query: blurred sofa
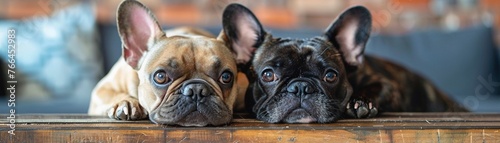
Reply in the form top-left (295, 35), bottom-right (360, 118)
top-left (1, 3), bottom-right (499, 113)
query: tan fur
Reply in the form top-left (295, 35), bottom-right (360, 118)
top-left (88, 59), bottom-right (140, 115)
top-left (88, 28), bottom-right (243, 125)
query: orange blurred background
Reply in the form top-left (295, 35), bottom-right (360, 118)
top-left (2, 0), bottom-right (500, 37)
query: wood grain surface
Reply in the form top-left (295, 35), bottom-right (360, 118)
top-left (1, 113), bottom-right (499, 142)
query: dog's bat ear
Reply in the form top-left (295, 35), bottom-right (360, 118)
top-left (117, 0), bottom-right (165, 69)
top-left (324, 6), bottom-right (371, 67)
top-left (218, 3), bottom-right (266, 65)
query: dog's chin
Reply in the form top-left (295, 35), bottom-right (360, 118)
top-left (174, 111), bottom-right (209, 126)
top-left (283, 108), bottom-right (317, 123)
top-left (149, 94), bottom-right (232, 126)
top-left (256, 91), bottom-right (342, 124)
top-left (150, 110), bottom-right (216, 127)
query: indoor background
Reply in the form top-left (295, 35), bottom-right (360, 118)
top-left (0, 0), bottom-right (499, 113)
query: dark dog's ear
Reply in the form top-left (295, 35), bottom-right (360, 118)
top-left (218, 3), bottom-right (266, 65)
top-left (324, 6), bottom-right (371, 67)
top-left (117, 0), bottom-right (165, 69)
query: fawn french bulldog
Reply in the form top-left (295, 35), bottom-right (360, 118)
top-left (88, 0), bottom-right (247, 126)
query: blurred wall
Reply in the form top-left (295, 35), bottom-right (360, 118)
top-left (2, 0), bottom-right (500, 39)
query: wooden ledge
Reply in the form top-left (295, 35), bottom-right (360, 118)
top-left (1, 113), bottom-right (500, 142)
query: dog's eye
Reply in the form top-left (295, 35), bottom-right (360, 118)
top-left (261, 69), bottom-right (276, 82)
top-left (219, 71), bottom-right (233, 84)
top-left (324, 70), bottom-right (338, 83)
top-left (153, 70), bottom-right (170, 84)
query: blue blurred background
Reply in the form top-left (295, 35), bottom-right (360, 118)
top-left (0, 0), bottom-right (499, 113)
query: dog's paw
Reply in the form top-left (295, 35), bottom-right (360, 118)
top-left (107, 99), bottom-right (148, 120)
top-left (345, 98), bottom-right (378, 118)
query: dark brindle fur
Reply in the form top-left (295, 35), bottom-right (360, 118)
top-left (221, 4), bottom-right (467, 123)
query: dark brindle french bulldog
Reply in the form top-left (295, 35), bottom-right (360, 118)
top-left (88, 0), bottom-right (249, 126)
top-left (221, 4), bottom-right (468, 123)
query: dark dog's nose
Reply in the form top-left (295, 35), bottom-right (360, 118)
top-left (182, 83), bottom-right (212, 102)
top-left (287, 81), bottom-right (315, 95)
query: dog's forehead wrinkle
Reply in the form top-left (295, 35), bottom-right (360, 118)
top-left (193, 40), bottom-right (236, 75)
top-left (167, 57), bottom-right (178, 68)
top-left (210, 56), bottom-right (222, 73)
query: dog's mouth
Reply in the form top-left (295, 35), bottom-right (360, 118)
top-left (150, 93), bottom-right (232, 126)
top-left (255, 81), bottom-right (342, 123)
top-left (149, 81), bottom-right (232, 126)
top-left (283, 108), bottom-right (317, 123)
